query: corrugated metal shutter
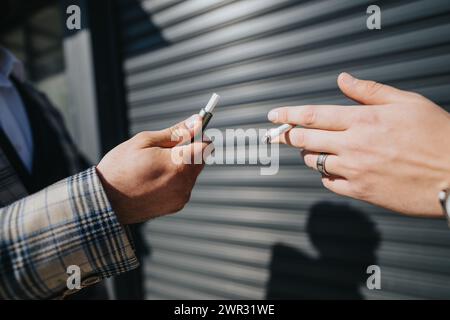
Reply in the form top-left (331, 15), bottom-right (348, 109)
top-left (118, 0), bottom-right (450, 299)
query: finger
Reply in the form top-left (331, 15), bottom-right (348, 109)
top-left (302, 150), bottom-right (344, 177)
top-left (143, 114), bottom-right (203, 148)
top-left (272, 128), bottom-right (343, 154)
top-left (337, 72), bottom-right (408, 105)
top-left (172, 141), bottom-right (212, 166)
top-left (268, 105), bottom-right (356, 131)
top-left (321, 176), bottom-right (353, 198)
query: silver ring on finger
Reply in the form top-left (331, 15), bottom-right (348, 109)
top-left (317, 153), bottom-right (330, 176)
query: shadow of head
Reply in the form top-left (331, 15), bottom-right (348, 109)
top-left (266, 202), bottom-right (381, 299)
top-left (308, 202), bottom-right (380, 273)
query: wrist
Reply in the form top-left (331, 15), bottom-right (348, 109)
top-left (95, 165), bottom-right (129, 225)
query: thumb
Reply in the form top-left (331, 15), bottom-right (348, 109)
top-left (148, 114), bottom-right (202, 148)
top-left (337, 72), bottom-right (407, 105)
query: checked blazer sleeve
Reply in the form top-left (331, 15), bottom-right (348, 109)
top-left (0, 167), bottom-right (139, 299)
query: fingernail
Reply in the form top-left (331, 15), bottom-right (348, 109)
top-left (341, 72), bottom-right (356, 85)
top-left (268, 110), bottom-right (278, 122)
top-left (185, 115), bottom-right (200, 129)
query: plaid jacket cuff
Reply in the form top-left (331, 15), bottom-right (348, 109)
top-left (0, 167), bottom-right (139, 299)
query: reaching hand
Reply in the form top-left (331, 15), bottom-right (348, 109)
top-left (96, 115), bottom-right (209, 224)
top-left (268, 73), bottom-right (450, 217)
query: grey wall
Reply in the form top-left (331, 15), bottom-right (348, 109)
top-left (118, 0), bottom-right (450, 299)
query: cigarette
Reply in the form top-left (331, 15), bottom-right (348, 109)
top-left (199, 93), bottom-right (220, 130)
top-left (262, 124), bottom-right (293, 144)
top-left (203, 93), bottom-right (220, 113)
top-left (191, 93), bottom-right (220, 143)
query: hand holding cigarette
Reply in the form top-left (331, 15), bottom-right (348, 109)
top-left (96, 114), bottom-right (209, 225)
top-left (267, 72), bottom-right (450, 218)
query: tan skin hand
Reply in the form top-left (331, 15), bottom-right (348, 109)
top-left (96, 115), bottom-right (209, 224)
top-left (268, 72), bottom-right (450, 217)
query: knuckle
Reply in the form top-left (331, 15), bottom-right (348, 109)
top-left (302, 153), bottom-right (315, 169)
top-left (174, 124), bottom-right (192, 141)
top-left (339, 133), bottom-right (354, 151)
top-left (345, 164), bottom-right (373, 199)
top-left (293, 129), bottom-right (306, 148)
top-left (365, 81), bottom-right (384, 98)
top-left (277, 109), bottom-right (288, 123)
top-left (343, 133), bottom-right (364, 154)
top-left (170, 126), bottom-right (183, 142)
top-left (355, 109), bottom-right (379, 126)
top-left (339, 139), bottom-right (359, 153)
top-left (365, 80), bottom-right (382, 91)
top-left (340, 154), bottom-right (362, 179)
top-left (408, 91), bottom-right (427, 102)
top-left (302, 106), bottom-right (316, 126)
top-left (133, 131), bottom-right (150, 143)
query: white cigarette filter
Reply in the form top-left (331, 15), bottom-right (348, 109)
top-left (204, 93), bottom-right (220, 113)
top-left (262, 124), bottom-right (293, 144)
